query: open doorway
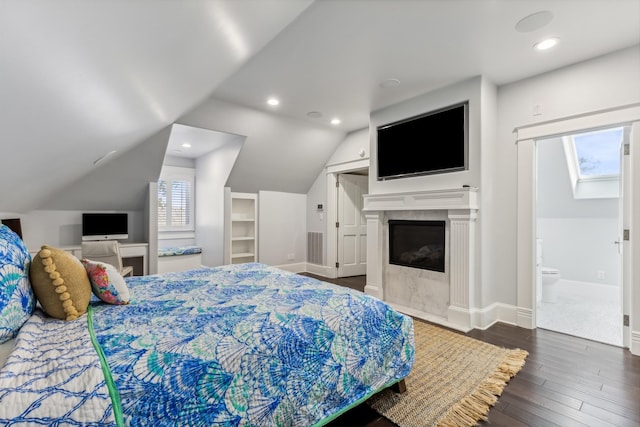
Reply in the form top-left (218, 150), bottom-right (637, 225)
top-left (516, 105), bottom-right (640, 355)
top-left (535, 126), bottom-right (626, 346)
top-left (336, 171), bottom-right (368, 278)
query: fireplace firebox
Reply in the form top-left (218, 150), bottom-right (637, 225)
top-left (388, 220), bottom-right (445, 272)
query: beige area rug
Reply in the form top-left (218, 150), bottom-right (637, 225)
top-left (367, 320), bottom-right (528, 427)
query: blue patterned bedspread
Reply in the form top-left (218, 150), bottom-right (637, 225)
top-left (91, 263), bottom-right (415, 426)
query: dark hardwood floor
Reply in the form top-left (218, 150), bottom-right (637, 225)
top-left (301, 273), bottom-right (640, 427)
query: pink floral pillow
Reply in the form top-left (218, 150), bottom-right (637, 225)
top-left (81, 259), bottom-right (130, 305)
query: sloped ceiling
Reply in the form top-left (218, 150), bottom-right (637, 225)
top-left (40, 126), bottom-right (173, 211)
top-left (1, 0), bottom-right (638, 213)
top-left (0, 0), bottom-right (313, 212)
top-left (212, 0), bottom-right (640, 131)
top-left (178, 98), bottom-right (345, 195)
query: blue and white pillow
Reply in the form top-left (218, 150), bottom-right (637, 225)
top-left (0, 224), bottom-right (35, 343)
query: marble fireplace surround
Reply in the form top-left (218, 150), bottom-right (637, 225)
top-left (362, 187), bottom-right (478, 332)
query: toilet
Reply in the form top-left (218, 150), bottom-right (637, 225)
top-left (541, 267), bottom-right (560, 303)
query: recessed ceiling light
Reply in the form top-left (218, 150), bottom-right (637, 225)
top-left (307, 111), bottom-right (323, 119)
top-left (267, 98), bottom-right (280, 106)
top-left (331, 118), bottom-right (341, 125)
top-left (515, 11), bottom-right (553, 33)
top-left (380, 78), bottom-right (400, 88)
top-left (181, 143), bottom-right (191, 148)
top-left (534, 37), bottom-right (559, 51)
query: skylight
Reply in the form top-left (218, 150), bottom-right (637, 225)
top-left (561, 126), bottom-right (626, 200)
top-left (572, 127), bottom-right (623, 179)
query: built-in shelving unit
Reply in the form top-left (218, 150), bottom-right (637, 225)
top-left (224, 190), bottom-right (257, 264)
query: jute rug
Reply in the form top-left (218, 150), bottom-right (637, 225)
top-left (367, 320), bottom-right (528, 427)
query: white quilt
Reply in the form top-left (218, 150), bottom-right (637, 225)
top-left (0, 309), bottom-right (116, 426)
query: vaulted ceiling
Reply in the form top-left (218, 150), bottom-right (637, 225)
top-left (1, 0), bottom-right (638, 213)
top-left (0, 0), bottom-right (314, 212)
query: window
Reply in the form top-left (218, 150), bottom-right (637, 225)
top-left (158, 166), bottom-right (195, 231)
top-left (572, 127), bottom-right (622, 178)
top-left (562, 126), bottom-right (625, 199)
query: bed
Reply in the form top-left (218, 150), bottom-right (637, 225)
top-left (0, 226), bottom-right (415, 426)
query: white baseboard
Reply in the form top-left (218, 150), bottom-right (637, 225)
top-left (387, 302), bottom-right (468, 332)
top-left (364, 284), bottom-right (381, 299)
top-left (304, 263), bottom-right (334, 277)
top-left (516, 307), bottom-right (534, 329)
top-left (470, 303), bottom-right (518, 330)
top-left (447, 306), bottom-right (473, 332)
top-left (631, 331), bottom-right (640, 356)
top-left (273, 262), bottom-right (307, 273)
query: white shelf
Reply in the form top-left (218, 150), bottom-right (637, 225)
top-left (231, 252), bottom-right (255, 258)
top-left (224, 190), bottom-right (258, 264)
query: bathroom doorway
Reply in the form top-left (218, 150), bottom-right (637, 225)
top-left (535, 126), bottom-right (627, 346)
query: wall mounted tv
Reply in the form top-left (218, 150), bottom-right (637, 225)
top-left (377, 101), bottom-right (468, 180)
top-left (82, 213), bottom-right (128, 241)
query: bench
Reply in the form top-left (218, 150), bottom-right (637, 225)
top-left (157, 246), bottom-right (203, 273)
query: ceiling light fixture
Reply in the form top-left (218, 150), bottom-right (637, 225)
top-left (181, 143), bottom-right (191, 148)
top-left (534, 37), bottom-right (559, 51)
top-left (267, 98), bottom-right (280, 106)
top-left (330, 118), bottom-right (341, 125)
top-left (515, 11), bottom-right (553, 33)
top-left (93, 150), bottom-right (117, 166)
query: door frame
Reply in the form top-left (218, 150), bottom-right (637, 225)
top-left (326, 159), bottom-right (369, 278)
top-left (515, 103), bottom-right (640, 355)
top-left (337, 173), bottom-right (368, 277)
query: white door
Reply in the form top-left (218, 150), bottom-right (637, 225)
top-left (337, 174), bottom-right (368, 277)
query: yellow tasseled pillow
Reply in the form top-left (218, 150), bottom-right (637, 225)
top-left (29, 245), bottom-right (92, 320)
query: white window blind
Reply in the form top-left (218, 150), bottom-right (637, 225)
top-left (158, 166), bottom-right (195, 231)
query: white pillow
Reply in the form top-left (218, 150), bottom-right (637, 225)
top-left (81, 259), bottom-right (130, 305)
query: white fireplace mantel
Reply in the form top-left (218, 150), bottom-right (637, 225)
top-left (363, 187), bottom-right (479, 332)
top-left (363, 187), bottom-right (478, 212)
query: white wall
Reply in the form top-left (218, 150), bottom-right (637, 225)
top-left (538, 218), bottom-right (619, 285)
top-left (163, 155), bottom-right (195, 169)
top-left (368, 76), bottom-right (493, 310)
top-left (306, 127), bottom-right (370, 266)
top-left (496, 46), bottom-right (640, 306)
top-left (369, 76), bottom-right (483, 196)
top-left (326, 127), bottom-right (370, 167)
top-left (479, 77), bottom-right (498, 308)
top-left (306, 172), bottom-right (327, 265)
top-left (196, 138), bottom-right (245, 267)
top-left (258, 191), bottom-right (306, 269)
top-left (537, 137), bottom-right (620, 285)
top-left (538, 137), bottom-right (619, 218)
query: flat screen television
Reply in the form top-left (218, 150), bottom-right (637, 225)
top-left (82, 213), bottom-right (128, 241)
top-left (377, 101), bottom-right (468, 180)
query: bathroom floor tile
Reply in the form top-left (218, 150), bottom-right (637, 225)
top-left (536, 279), bottom-right (622, 346)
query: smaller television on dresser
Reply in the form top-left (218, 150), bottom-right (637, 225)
top-left (82, 213), bottom-right (128, 241)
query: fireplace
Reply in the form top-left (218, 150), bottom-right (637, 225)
top-left (389, 220), bottom-right (445, 272)
top-left (363, 188), bottom-right (478, 331)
